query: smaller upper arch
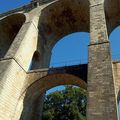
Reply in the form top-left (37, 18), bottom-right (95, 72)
top-left (0, 13), bottom-right (26, 59)
top-left (19, 72), bottom-right (87, 120)
top-left (38, 0), bottom-right (90, 49)
top-left (29, 51), bottom-right (41, 70)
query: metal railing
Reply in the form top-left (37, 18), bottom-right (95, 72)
top-left (50, 58), bottom-right (88, 68)
top-left (49, 53), bottom-right (120, 68)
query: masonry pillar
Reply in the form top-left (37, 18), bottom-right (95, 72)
top-left (87, 3), bottom-right (118, 120)
top-left (0, 15), bottom-right (40, 120)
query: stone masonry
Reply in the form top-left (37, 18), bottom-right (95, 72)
top-left (0, 0), bottom-right (120, 120)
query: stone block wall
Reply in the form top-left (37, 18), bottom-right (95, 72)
top-left (0, 0), bottom-right (120, 120)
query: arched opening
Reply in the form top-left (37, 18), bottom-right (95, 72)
top-left (38, 0), bottom-right (90, 68)
top-left (42, 85), bottom-right (87, 120)
top-left (0, 13), bottom-right (26, 59)
top-left (20, 73), bottom-right (87, 120)
top-left (30, 51), bottom-right (41, 70)
top-left (50, 32), bottom-right (89, 67)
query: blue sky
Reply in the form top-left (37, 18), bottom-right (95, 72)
top-left (50, 32), bottom-right (89, 67)
top-left (0, 0), bottom-right (30, 13)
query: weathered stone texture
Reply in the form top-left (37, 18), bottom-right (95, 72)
top-left (87, 2), bottom-right (118, 120)
top-left (0, 0), bottom-right (120, 120)
top-left (87, 42), bottom-right (118, 120)
top-left (0, 59), bottom-right (26, 120)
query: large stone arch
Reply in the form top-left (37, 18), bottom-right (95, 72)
top-left (39, 0), bottom-right (90, 48)
top-left (30, 51), bottom-right (41, 70)
top-left (0, 13), bottom-right (26, 59)
top-left (20, 73), bottom-right (87, 120)
top-left (104, 0), bottom-right (120, 36)
top-left (38, 0), bottom-right (90, 68)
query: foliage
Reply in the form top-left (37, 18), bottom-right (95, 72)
top-left (42, 86), bottom-right (87, 120)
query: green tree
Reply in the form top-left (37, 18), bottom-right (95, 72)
top-left (42, 86), bottom-right (86, 120)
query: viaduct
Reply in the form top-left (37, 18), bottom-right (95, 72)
top-left (0, 0), bottom-right (120, 120)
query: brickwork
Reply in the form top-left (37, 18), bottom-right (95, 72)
top-left (87, 2), bottom-right (118, 120)
top-left (0, 59), bottom-right (26, 120)
top-left (0, 0), bottom-right (120, 120)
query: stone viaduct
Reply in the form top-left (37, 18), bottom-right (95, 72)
top-left (0, 0), bottom-right (120, 120)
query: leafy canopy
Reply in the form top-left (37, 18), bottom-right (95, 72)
top-left (42, 86), bottom-right (86, 120)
